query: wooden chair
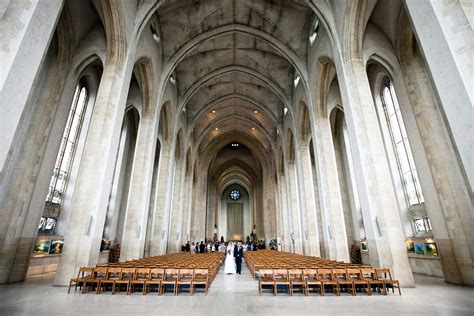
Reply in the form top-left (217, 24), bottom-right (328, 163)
top-left (273, 269), bottom-right (290, 296)
top-left (375, 268), bottom-right (401, 295)
top-left (177, 269), bottom-right (194, 295)
top-left (129, 268), bottom-right (150, 295)
top-left (83, 267), bottom-right (107, 294)
top-left (98, 267), bottom-right (121, 294)
top-left (192, 269), bottom-right (209, 295)
top-left (332, 269), bottom-right (354, 296)
top-left (347, 268), bottom-right (369, 295)
top-left (145, 268), bottom-right (164, 294)
top-left (258, 269), bottom-right (275, 295)
top-left (318, 268), bottom-right (337, 296)
top-left (68, 267), bottom-right (94, 294)
top-left (302, 269), bottom-right (322, 296)
top-left (115, 268), bottom-right (135, 294)
top-left (161, 268), bottom-right (179, 295)
top-left (361, 268), bottom-right (385, 295)
top-left (288, 269), bottom-right (306, 296)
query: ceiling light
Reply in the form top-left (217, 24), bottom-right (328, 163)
top-left (252, 127), bottom-right (256, 131)
top-left (212, 110), bottom-right (216, 113)
top-left (254, 110), bottom-right (258, 114)
top-left (215, 128), bottom-right (219, 131)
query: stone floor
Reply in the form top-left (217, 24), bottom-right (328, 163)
top-left (0, 262), bottom-right (473, 316)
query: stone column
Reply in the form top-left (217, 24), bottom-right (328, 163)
top-left (399, 37), bottom-right (473, 285)
top-left (0, 0), bottom-right (64, 174)
top-left (284, 160), bottom-right (304, 254)
top-left (180, 169), bottom-right (194, 245)
top-left (120, 106), bottom-right (158, 261)
top-left (277, 173), bottom-right (291, 251)
top-left (310, 110), bottom-right (350, 262)
top-left (54, 55), bottom-right (135, 286)
top-left (190, 160), bottom-right (207, 242)
top-left (149, 142), bottom-right (174, 255)
top-left (168, 158), bottom-right (185, 253)
top-left (300, 144), bottom-right (321, 256)
top-left (405, 0), bottom-right (473, 195)
top-left (333, 56), bottom-right (414, 286)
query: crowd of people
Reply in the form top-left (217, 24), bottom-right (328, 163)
top-left (181, 240), bottom-right (268, 254)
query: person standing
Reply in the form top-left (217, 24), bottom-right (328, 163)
top-left (224, 242), bottom-right (236, 274)
top-left (199, 241), bottom-right (205, 253)
top-left (234, 242), bottom-right (244, 275)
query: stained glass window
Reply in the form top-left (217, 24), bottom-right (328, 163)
top-left (230, 190), bottom-right (240, 201)
top-left (45, 84), bottom-right (88, 205)
top-left (381, 77), bottom-right (424, 206)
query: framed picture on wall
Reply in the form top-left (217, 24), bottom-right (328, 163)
top-left (425, 243), bottom-right (438, 256)
top-left (414, 243), bottom-right (425, 255)
top-left (32, 240), bottom-right (50, 254)
top-left (406, 240), bottom-right (415, 252)
top-left (49, 239), bottom-right (64, 255)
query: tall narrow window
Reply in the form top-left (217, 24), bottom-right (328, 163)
top-left (46, 84), bottom-right (88, 205)
top-left (309, 17), bottom-right (320, 45)
top-left (381, 77), bottom-right (424, 206)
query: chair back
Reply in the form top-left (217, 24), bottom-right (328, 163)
top-left (288, 269), bottom-right (303, 280)
top-left (317, 268), bottom-right (334, 281)
top-left (179, 269), bottom-right (194, 281)
top-left (149, 268), bottom-right (165, 280)
top-left (259, 269), bottom-right (274, 280)
top-left (273, 269), bottom-right (289, 281)
top-left (78, 267), bottom-right (94, 279)
top-left (134, 268), bottom-right (150, 280)
top-left (346, 268), bottom-right (362, 280)
top-left (302, 269), bottom-right (317, 280)
top-left (94, 267), bottom-right (108, 279)
top-left (106, 267), bottom-right (122, 280)
top-left (120, 268), bottom-right (136, 280)
top-left (193, 269), bottom-right (209, 282)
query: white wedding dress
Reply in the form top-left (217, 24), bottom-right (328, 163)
top-left (224, 245), bottom-right (236, 274)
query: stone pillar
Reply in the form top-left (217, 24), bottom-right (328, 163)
top-left (277, 173), bottom-right (291, 251)
top-left (54, 55), bottom-right (135, 286)
top-left (0, 0), bottom-right (64, 174)
top-left (310, 110), bottom-right (350, 262)
top-left (399, 34), bottom-right (473, 285)
top-left (284, 160), bottom-right (304, 254)
top-left (120, 107), bottom-right (158, 261)
top-left (333, 56), bottom-right (414, 286)
top-left (168, 158), bottom-right (185, 253)
top-left (405, 0), bottom-right (473, 195)
top-left (190, 160), bottom-right (207, 242)
top-left (149, 142), bottom-right (174, 255)
top-left (180, 169), bottom-right (194, 246)
top-left (300, 144), bottom-right (321, 256)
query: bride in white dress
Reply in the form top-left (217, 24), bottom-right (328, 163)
top-left (224, 242), bottom-right (236, 274)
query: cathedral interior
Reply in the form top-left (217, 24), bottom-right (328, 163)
top-left (0, 0), bottom-right (473, 314)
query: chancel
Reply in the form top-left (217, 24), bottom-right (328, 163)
top-left (0, 0), bottom-right (473, 315)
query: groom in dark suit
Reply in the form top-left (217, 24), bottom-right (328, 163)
top-left (234, 242), bottom-right (244, 274)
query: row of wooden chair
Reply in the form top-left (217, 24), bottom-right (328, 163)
top-left (258, 268), bottom-right (400, 296)
top-left (69, 267), bottom-right (210, 295)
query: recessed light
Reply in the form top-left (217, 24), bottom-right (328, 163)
top-left (254, 110), bottom-right (258, 114)
top-left (252, 127), bottom-right (256, 131)
top-left (215, 128), bottom-right (219, 131)
top-left (212, 110), bottom-right (216, 113)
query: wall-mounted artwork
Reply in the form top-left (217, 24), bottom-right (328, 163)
top-left (49, 239), bottom-right (64, 254)
top-left (425, 243), bottom-right (438, 256)
top-left (406, 240), bottom-right (415, 252)
top-left (414, 243), bottom-right (425, 255)
top-left (32, 240), bottom-right (50, 254)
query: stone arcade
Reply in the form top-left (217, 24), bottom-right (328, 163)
top-left (0, 0), bottom-right (473, 314)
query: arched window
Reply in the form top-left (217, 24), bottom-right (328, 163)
top-left (309, 17), bottom-right (320, 45)
top-left (46, 84), bottom-right (88, 205)
top-left (380, 77), bottom-right (424, 206)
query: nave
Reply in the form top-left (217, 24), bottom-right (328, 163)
top-left (0, 263), bottom-right (472, 316)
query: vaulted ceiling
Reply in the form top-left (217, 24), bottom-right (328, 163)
top-left (156, 0), bottom-right (315, 157)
